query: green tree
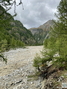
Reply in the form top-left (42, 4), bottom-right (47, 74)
top-left (50, 0), bottom-right (67, 68)
top-left (0, 39), bottom-right (8, 63)
top-left (0, 0), bottom-right (23, 15)
top-left (33, 0), bottom-right (67, 75)
top-left (0, 0), bottom-right (23, 62)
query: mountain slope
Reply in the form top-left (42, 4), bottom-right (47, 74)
top-left (6, 20), bottom-right (36, 45)
top-left (29, 20), bottom-right (54, 45)
top-left (39, 20), bottom-right (54, 31)
top-left (0, 6), bottom-right (36, 51)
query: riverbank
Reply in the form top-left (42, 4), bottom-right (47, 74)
top-left (0, 46), bottom-right (43, 89)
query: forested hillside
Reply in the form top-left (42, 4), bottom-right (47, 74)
top-left (0, 6), bottom-right (36, 52)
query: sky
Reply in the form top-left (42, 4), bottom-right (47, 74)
top-left (9, 0), bottom-right (61, 29)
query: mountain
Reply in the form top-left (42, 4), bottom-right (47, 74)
top-left (38, 20), bottom-right (54, 31)
top-left (0, 6), bottom-right (36, 51)
top-left (6, 20), bottom-right (36, 45)
top-left (29, 20), bottom-right (54, 45)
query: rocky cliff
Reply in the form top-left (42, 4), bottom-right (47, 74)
top-left (29, 20), bottom-right (54, 45)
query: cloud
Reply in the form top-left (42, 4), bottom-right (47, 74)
top-left (9, 0), bottom-right (61, 29)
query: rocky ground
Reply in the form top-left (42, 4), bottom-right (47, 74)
top-left (0, 46), bottom-right (43, 89)
top-left (0, 46), bottom-right (67, 89)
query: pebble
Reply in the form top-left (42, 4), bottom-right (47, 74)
top-left (0, 62), bottom-right (42, 89)
top-left (0, 46), bottom-right (43, 89)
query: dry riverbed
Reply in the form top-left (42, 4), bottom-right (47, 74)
top-left (0, 46), bottom-right (43, 89)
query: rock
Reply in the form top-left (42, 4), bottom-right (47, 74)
top-left (26, 86), bottom-right (28, 88)
top-left (31, 82), bottom-right (33, 84)
top-left (41, 79), bottom-right (46, 89)
top-left (0, 46), bottom-right (43, 89)
top-left (58, 76), bottom-right (64, 82)
top-left (23, 78), bottom-right (27, 84)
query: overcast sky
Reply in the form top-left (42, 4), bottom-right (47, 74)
top-left (9, 0), bottom-right (61, 29)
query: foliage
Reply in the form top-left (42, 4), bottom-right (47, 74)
top-left (0, 54), bottom-right (7, 63)
top-left (0, 4), bottom-right (36, 62)
top-left (0, 5), bottom-right (36, 48)
top-left (33, 0), bottom-right (67, 76)
top-left (0, 0), bottom-right (24, 63)
top-left (0, 0), bottom-right (23, 15)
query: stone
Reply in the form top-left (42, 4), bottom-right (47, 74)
top-left (0, 47), bottom-right (43, 89)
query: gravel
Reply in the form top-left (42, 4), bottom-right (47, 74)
top-left (0, 46), bottom-right (43, 89)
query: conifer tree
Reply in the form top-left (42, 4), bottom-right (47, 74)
top-left (50, 0), bottom-right (67, 68)
top-left (33, 0), bottom-right (67, 72)
top-left (0, 0), bottom-right (23, 62)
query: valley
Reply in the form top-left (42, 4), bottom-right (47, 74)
top-left (0, 0), bottom-right (67, 89)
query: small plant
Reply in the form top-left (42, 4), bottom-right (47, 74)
top-left (0, 54), bottom-right (7, 63)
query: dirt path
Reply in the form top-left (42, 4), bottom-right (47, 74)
top-left (0, 46), bottom-right (43, 76)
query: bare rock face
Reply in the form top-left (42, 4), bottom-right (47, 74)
top-left (38, 20), bottom-right (54, 31)
top-left (29, 20), bottom-right (54, 34)
top-left (29, 20), bottom-right (54, 44)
